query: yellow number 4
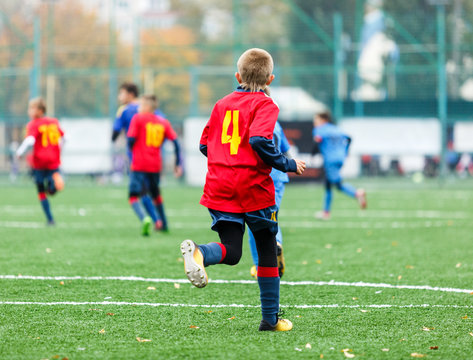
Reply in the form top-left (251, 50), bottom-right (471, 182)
top-left (221, 110), bottom-right (241, 155)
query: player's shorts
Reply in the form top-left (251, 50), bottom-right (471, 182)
top-left (324, 161), bottom-right (343, 183)
top-left (129, 171), bottom-right (160, 195)
top-left (32, 169), bottom-right (59, 193)
top-left (208, 205), bottom-right (279, 236)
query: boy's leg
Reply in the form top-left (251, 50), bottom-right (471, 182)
top-left (34, 171), bottom-right (54, 224)
top-left (142, 174), bottom-right (160, 226)
top-left (247, 206), bottom-right (292, 331)
top-left (273, 181), bottom-right (285, 276)
top-left (335, 181), bottom-right (356, 198)
top-left (128, 172), bottom-right (152, 235)
top-left (151, 174), bottom-right (168, 231)
top-left (324, 179), bottom-right (333, 212)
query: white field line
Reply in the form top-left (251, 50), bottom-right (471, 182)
top-left (1, 275), bottom-right (473, 294)
top-left (0, 220), bottom-right (465, 230)
top-left (0, 301), bottom-right (473, 310)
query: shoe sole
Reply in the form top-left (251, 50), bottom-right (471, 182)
top-left (180, 240), bottom-right (208, 288)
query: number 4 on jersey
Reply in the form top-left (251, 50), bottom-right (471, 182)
top-left (221, 110), bottom-right (241, 155)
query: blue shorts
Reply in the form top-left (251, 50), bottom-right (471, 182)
top-left (129, 171), bottom-right (160, 196)
top-left (324, 162), bottom-right (343, 183)
top-left (32, 169), bottom-right (59, 193)
top-left (209, 205), bottom-right (279, 236)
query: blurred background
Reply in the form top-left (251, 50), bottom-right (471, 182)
top-left (1, 0), bottom-right (472, 184)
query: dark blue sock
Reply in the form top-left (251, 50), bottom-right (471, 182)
top-left (199, 243), bottom-right (224, 266)
top-left (257, 273), bottom-right (280, 326)
top-left (129, 197), bottom-right (145, 221)
top-left (141, 195), bottom-right (158, 223)
top-left (39, 193), bottom-right (53, 222)
top-left (324, 188), bottom-right (333, 212)
top-left (155, 199), bottom-right (168, 229)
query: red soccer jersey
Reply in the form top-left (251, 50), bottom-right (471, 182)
top-left (26, 117), bottom-right (64, 170)
top-left (200, 90), bottom-right (279, 213)
top-left (127, 113), bottom-right (177, 173)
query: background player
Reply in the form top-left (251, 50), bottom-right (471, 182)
top-left (180, 48), bottom-right (306, 332)
top-left (16, 97), bottom-right (65, 225)
top-left (248, 120), bottom-right (290, 279)
top-left (112, 82), bottom-right (173, 230)
top-left (127, 95), bottom-right (182, 235)
top-left (312, 111), bottom-right (366, 220)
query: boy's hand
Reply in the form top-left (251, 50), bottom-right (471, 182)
top-left (294, 159), bottom-right (306, 175)
top-left (174, 165), bottom-right (183, 178)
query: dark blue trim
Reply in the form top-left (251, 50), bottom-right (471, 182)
top-left (249, 136), bottom-right (297, 173)
top-left (199, 144), bottom-right (208, 157)
top-left (127, 137), bottom-right (136, 150)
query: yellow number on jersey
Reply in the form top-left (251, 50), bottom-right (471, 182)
top-left (221, 110), bottom-right (241, 155)
top-left (145, 123), bottom-right (165, 148)
top-left (38, 124), bottom-right (61, 147)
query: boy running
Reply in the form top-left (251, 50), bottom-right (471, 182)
top-left (16, 98), bottom-right (65, 225)
top-left (180, 48), bottom-right (306, 331)
top-left (127, 95), bottom-right (182, 236)
top-left (312, 111), bottom-right (366, 220)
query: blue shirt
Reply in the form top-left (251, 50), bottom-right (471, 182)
top-left (113, 102), bottom-right (166, 133)
top-left (312, 123), bottom-right (350, 164)
top-left (270, 122), bottom-right (290, 184)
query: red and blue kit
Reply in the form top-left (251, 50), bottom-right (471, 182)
top-left (127, 113), bottom-right (177, 173)
top-left (26, 117), bottom-right (64, 170)
top-left (200, 90), bottom-right (280, 213)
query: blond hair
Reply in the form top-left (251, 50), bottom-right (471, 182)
top-left (141, 94), bottom-right (158, 111)
top-left (237, 48), bottom-right (274, 92)
top-left (29, 97), bottom-right (47, 114)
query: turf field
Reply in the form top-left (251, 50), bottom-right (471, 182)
top-left (1, 177), bottom-right (473, 359)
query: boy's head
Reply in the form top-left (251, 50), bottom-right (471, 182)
top-left (28, 97), bottom-right (46, 119)
top-left (235, 48), bottom-right (275, 92)
top-left (118, 82), bottom-right (139, 105)
top-left (139, 94), bottom-right (157, 114)
top-left (314, 111), bottom-right (333, 127)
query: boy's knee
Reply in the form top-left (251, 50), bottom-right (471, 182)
top-left (222, 248), bottom-right (242, 266)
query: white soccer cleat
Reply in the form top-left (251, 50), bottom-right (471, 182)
top-left (356, 189), bottom-right (367, 209)
top-left (315, 210), bottom-right (331, 220)
top-left (180, 239), bottom-right (208, 288)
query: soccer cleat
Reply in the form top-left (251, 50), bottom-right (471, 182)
top-left (52, 172), bottom-right (64, 192)
top-left (277, 243), bottom-right (285, 278)
top-left (47, 220), bottom-right (56, 227)
top-left (142, 216), bottom-right (152, 236)
top-left (356, 189), bottom-right (367, 209)
top-left (180, 239), bottom-right (208, 288)
top-left (315, 210), bottom-right (331, 220)
top-left (154, 219), bottom-right (163, 231)
top-left (250, 265), bottom-right (257, 279)
top-left (258, 318), bottom-right (293, 331)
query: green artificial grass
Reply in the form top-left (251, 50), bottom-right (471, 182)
top-left (1, 178), bottom-right (473, 359)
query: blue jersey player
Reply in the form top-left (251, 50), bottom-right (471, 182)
top-left (112, 82), bottom-right (180, 232)
top-left (313, 112), bottom-right (366, 220)
top-left (249, 121), bottom-right (289, 278)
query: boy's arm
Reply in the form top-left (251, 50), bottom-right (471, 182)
top-left (126, 115), bottom-right (138, 150)
top-left (249, 136), bottom-right (297, 173)
top-left (112, 106), bottom-right (126, 142)
top-left (16, 136), bottom-right (35, 157)
top-left (164, 120), bottom-right (182, 167)
top-left (199, 115), bottom-right (212, 157)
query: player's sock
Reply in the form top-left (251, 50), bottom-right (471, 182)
top-left (248, 229), bottom-right (259, 266)
top-left (38, 192), bottom-right (53, 222)
top-left (141, 195), bottom-right (159, 223)
top-left (129, 196), bottom-right (145, 221)
top-left (257, 267), bottom-right (280, 326)
top-left (154, 195), bottom-right (168, 230)
top-left (324, 188), bottom-right (333, 212)
top-left (198, 242), bottom-right (226, 266)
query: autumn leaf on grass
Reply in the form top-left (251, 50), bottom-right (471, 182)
top-left (136, 337), bottom-right (152, 342)
top-left (456, 263), bottom-right (462, 268)
top-left (405, 265), bottom-right (414, 269)
top-left (461, 315), bottom-right (468, 319)
top-left (227, 316), bottom-right (236, 320)
top-left (305, 343), bottom-right (312, 349)
top-left (342, 349), bottom-right (355, 358)
top-left (189, 325), bottom-right (200, 329)
top-left (422, 326), bottom-right (434, 331)
top-left (381, 349), bottom-right (389, 352)
top-left (430, 346), bottom-right (438, 350)
top-left (174, 283), bottom-right (181, 289)
top-left (411, 353), bottom-right (426, 358)
top-left (147, 286), bottom-right (156, 291)
top-left (106, 313), bottom-right (114, 316)
top-left (469, 332), bottom-right (473, 337)
top-left (98, 329), bottom-right (106, 334)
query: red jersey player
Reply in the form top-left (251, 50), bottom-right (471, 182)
top-left (180, 48), bottom-right (306, 332)
top-left (16, 97), bottom-right (65, 225)
top-left (127, 94), bottom-right (182, 236)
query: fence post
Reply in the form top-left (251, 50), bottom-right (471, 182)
top-left (333, 13), bottom-right (343, 121)
top-left (189, 66), bottom-right (199, 117)
top-left (30, 17), bottom-right (41, 98)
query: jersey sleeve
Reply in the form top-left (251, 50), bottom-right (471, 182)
top-left (312, 128), bottom-right (322, 143)
top-left (127, 114), bottom-right (139, 138)
top-left (55, 119), bottom-right (65, 137)
top-left (113, 105), bottom-right (126, 132)
top-left (26, 121), bottom-right (37, 138)
top-left (249, 99), bottom-right (278, 139)
top-left (164, 119), bottom-right (178, 141)
top-left (200, 107), bottom-right (217, 146)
